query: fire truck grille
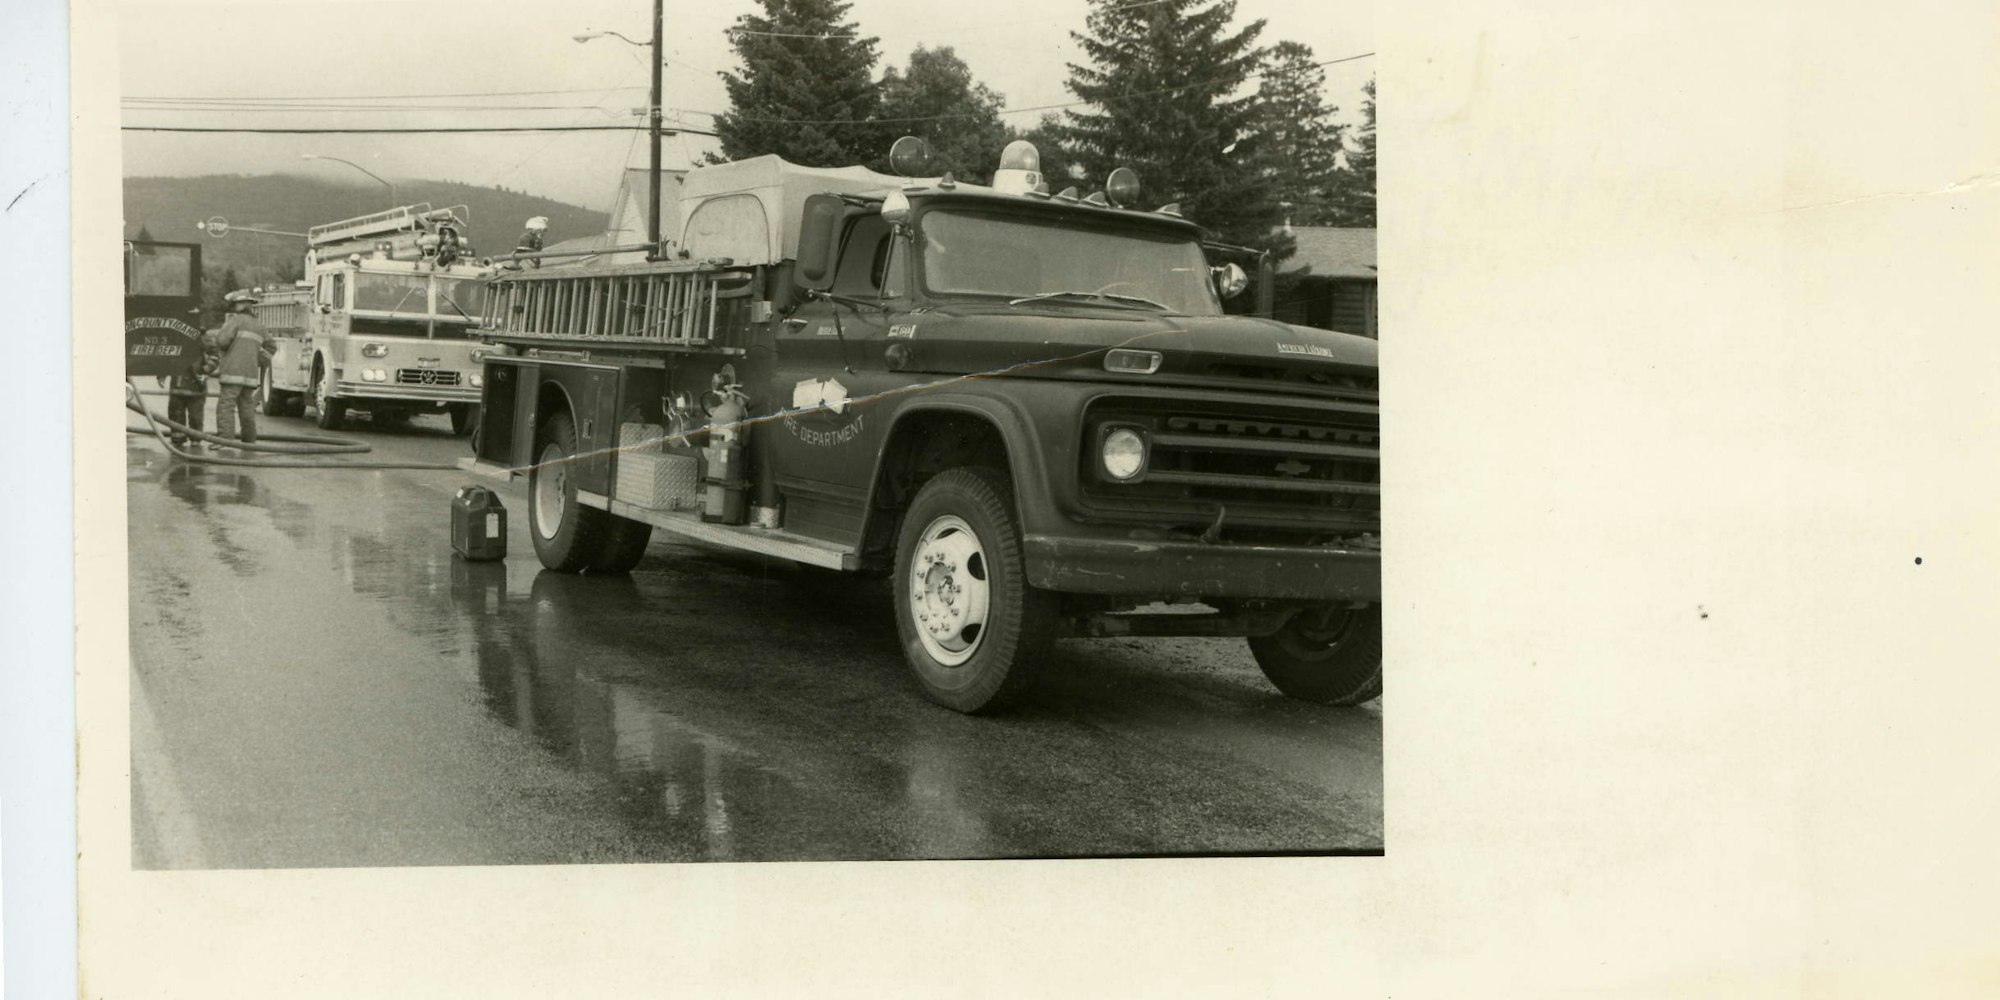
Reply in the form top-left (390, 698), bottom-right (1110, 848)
top-left (395, 369), bottom-right (461, 387)
top-left (1080, 398), bottom-right (1380, 537)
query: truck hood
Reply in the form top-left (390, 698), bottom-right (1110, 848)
top-left (895, 303), bottom-right (1378, 400)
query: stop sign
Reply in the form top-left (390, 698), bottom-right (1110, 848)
top-left (202, 216), bottom-right (229, 238)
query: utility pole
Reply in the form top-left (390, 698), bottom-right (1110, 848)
top-left (648, 0), bottom-right (664, 258)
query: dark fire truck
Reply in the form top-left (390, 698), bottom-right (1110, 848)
top-left (123, 239), bottom-right (203, 377)
top-left (468, 141), bottom-right (1382, 713)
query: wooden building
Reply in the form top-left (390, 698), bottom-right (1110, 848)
top-left (1274, 227), bottom-right (1377, 339)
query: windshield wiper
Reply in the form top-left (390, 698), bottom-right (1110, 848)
top-left (1008, 290), bottom-right (1171, 311)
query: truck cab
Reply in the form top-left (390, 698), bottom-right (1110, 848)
top-left (263, 204), bottom-right (490, 434)
top-left (472, 141), bottom-right (1381, 714)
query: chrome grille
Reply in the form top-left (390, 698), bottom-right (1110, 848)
top-left (395, 368), bottom-right (461, 387)
top-left (1081, 397), bottom-right (1380, 535)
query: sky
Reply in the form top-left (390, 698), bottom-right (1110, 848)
top-left (118, 0), bottom-right (1374, 211)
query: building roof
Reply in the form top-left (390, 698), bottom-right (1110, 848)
top-left (1285, 226), bottom-right (1376, 280)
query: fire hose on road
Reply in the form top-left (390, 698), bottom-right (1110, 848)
top-left (126, 380), bottom-right (464, 470)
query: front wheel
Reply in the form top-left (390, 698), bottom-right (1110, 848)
top-left (892, 467), bottom-right (1055, 714)
top-left (312, 361), bottom-right (346, 430)
top-left (1247, 605), bottom-right (1383, 705)
top-left (528, 411), bottom-right (613, 573)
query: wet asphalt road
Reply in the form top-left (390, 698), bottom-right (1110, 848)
top-left (126, 405), bottom-right (1382, 868)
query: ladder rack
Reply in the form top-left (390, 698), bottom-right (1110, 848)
top-left (482, 261), bottom-right (756, 349)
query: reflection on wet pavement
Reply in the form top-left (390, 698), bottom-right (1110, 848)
top-left (127, 426), bottom-right (1382, 867)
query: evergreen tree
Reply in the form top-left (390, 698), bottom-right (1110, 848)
top-left (712, 0), bottom-right (884, 166)
top-left (877, 46), bottom-right (1008, 182)
top-left (1322, 76), bottom-right (1375, 227)
top-left (135, 223), bottom-right (157, 243)
top-left (1060, 0), bottom-right (1283, 251)
top-left (1254, 42), bottom-right (1346, 228)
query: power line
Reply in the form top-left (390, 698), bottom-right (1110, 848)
top-left (122, 124), bottom-right (718, 136)
top-left (123, 46), bottom-right (1372, 133)
top-left (123, 85), bottom-right (649, 102)
top-left (123, 102), bottom-right (643, 114)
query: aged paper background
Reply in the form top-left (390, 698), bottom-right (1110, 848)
top-left (73, 0), bottom-right (1998, 996)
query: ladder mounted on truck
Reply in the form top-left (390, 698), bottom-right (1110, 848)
top-left (308, 203), bottom-right (474, 262)
top-left (481, 260), bottom-right (759, 353)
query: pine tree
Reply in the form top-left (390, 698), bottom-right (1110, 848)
top-left (1322, 77), bottom-right (1375, 227)
top-left (1060, 0), bottom-right (1282, 251)
top-left (877, 46), bottom-right (1008, 182)
top-left (135, 223), bottom-right (157, 243)
top-left (712, 0), bottom-right (884, 166)
top-left (1254, 42), bottom-right (1346, 228)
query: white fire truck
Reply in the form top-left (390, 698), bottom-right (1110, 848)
top-left (257, 204), bottom-right (490, 434)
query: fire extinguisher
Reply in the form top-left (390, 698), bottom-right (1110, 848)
top-left (702, 375), bottom-right (750, 523)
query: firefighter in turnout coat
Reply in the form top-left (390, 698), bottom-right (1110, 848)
top-left (207, 290), bottom-right (275, 444)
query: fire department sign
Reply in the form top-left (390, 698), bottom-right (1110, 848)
top-left (124, 316), bottom-right (204, 378)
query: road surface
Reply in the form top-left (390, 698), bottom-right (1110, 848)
top-left (125, 406), bottom-right (1383, 868)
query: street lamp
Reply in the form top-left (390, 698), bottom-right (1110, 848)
top-left (575, 2), bottom-right (664, 257)
top-left (301, 153), bottom-right (398, 208)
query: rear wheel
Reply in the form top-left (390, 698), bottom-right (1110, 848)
top-left (259, 375), bottom-right (286, 416)
top-left (528, 411), bottom-right (612, 573)
top-left (311, 360), bottom-right (346, 430)
top-left (892, 467), bottom-right (1055, 714)
top-left (449, 403), bottom-right (479, 437)
top-left (1247, 605), bottom-right (1383, 705)
top-left (587, 516), bottom-right (654, 573)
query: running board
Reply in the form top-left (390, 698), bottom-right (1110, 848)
top-left (457, 457), bottom-right (518, 481)
top-left (576, 490), bottom-right (854, 571)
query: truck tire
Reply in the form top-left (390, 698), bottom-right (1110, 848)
top-left (587, 516), bottom-right (654, 574)
top-left (892, 467), bottom-right (1055, 714)
top-left (312, 360), bottom-right (346, 430)
top-left (259, 375), bottom-right (285, 417)
top-left (1247, 605), bottom-right (1383, 705)
top-left (449, 403), bottom-right (479, 437)
top-left (528, 411), bottom-right (611, 573)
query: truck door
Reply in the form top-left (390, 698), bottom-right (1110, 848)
top-left (123, 241), bottom-right (203, 378)
top-left (769, 213), bottom-right (910, 519)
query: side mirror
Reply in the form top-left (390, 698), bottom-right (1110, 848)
top-left (1212, 262), bottom-right (1249, 300)
top-left (794, 194), bottom-right (848, 293)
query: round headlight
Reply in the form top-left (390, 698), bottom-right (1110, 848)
top-left (1101, 427), bottom-right (1146, 481)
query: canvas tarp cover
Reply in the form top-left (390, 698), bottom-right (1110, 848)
top-left (674, 155), bottom-right (906, 264)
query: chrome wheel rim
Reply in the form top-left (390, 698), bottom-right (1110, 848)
top-left (533, 442), bottom-right (567, 541)
top-left (908, 514), bottom-right (991, 666)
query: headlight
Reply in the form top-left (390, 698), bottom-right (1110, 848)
top-left (362, 368), bottom-right (388, 382)
top-left (468, 373), bottom-right (484, 389)
top-left (1101, 427), bottom-right (1147, 481)
top-left (361, 343), bottom-right (389, 358)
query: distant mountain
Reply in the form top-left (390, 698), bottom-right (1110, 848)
top-left (123, 174), bottom-right (608, 276)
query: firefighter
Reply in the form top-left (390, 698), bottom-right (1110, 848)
top-left (206, 290), bottom-right (275, 445)
top-left (511, 216), bottom-right (548, 269)
top-left (155, 336), bottom-right (216, 452)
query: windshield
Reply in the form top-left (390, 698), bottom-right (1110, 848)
top-left (126, 243), bottom-right (196, 297)
top-left (919, 209), bottom-right (1221, 316)
top-left (353, 272), bottom-right (431, 316)
top-left (433, 277), bottom-right (485, 324)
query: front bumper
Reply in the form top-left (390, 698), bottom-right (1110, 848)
top-left (333, 381), bottom-right (479, 404)
top-left (1023, 533), bottom-right (1381, 601)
